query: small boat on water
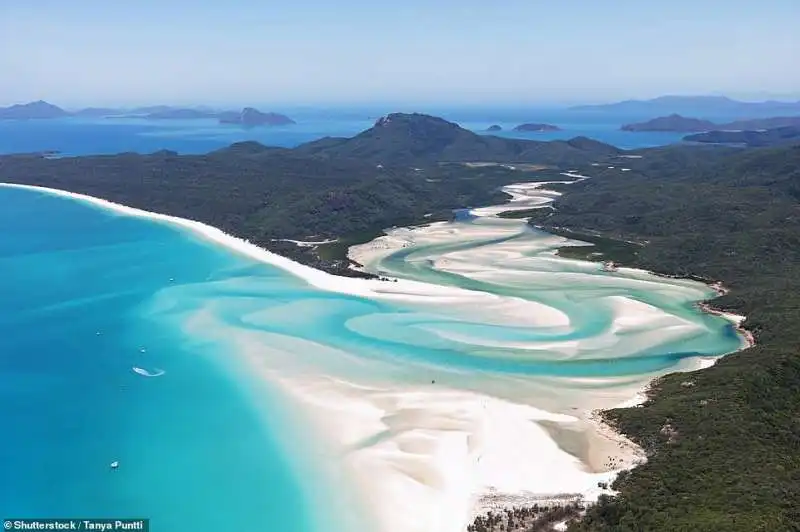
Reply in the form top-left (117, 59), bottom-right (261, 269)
top-left (110, 461), bottom-right (119, 470)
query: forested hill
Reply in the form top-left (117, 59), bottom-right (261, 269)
top-left (292, 112), bottom-right (619, 165)
top-left (528, 144), bottom-right (800, 531)
top-left (0, 146), bottom-right (592, 277)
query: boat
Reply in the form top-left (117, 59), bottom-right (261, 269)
top-left (110, 461), bottom-right (119, 469)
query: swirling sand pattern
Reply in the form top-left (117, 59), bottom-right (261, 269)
top-left (149, 178), bottom-right (742, 532)
top-left (1, 181), bottom-right (745, 532)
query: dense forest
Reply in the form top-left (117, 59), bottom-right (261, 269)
top-left (0, 114), bottom-right (614, 276)
top-left (527, 144), bottom-right (800, 532)
top-left (2, 114), bottom-right (799, 531)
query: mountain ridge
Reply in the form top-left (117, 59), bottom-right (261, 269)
top-left (292, 112), bottom-right (619, 165)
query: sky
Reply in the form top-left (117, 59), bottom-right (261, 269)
top-left (1, 0), bottom-right (798, 108)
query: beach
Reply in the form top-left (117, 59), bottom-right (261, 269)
top-left (1, 181), bottom-right (750, 532)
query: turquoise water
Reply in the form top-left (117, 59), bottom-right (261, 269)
top-left (0, 184), bottom-right (744, 531)
top-left (0, 188), bottom-right (329, 531)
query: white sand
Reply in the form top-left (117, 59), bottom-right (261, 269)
top-left (2, 181), bottom-right (750, 532)
top-left (271, 238), bottom-right (338, 247)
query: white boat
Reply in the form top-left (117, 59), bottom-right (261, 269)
top-left (110, 461), bottom-right (119, 469)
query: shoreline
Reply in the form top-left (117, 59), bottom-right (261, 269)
top-left (1, 181), bottom-right (754, 532)
top-left (346, 179), bottom-right (755, 527)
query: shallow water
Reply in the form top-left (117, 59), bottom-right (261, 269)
top-left (0, 181), bottom-right (742, 532)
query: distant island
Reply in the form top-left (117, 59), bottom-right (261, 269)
top-left (513, 123), bottom-right (561, 132)
top-left (486, 125), bottom-right (502, 132)
top-left (622, 114), bottom-right (716, 132)
top-left (570, 95), bottom-right (800, 117)
top-left (684, 125), bottom-right (800, 147)
top-left (623, 114), bottom-right (800, 133)
top-left (0, 100), bottom-right (70, 120)
top-left (0, 100), bottom-right (295, 126)
top-left (218, 108), bottom-right (296, 127)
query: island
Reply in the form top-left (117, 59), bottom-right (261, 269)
top-left (513, 123), bottom-right (561, 132)
top-left (0, 100), bottom-right (70, 120)
top-left (218, 107), bottom-right (295, 126)
top-left (569, 95), bottom-right (800, 117)
top-left (622, 114), bottom-right (800, 133)
top-left (0, 100), bottom-right (296, 125)
top-left (486, 125), bottom-right (503, 132)
top-left (621, 114), bottom-right (716, 132)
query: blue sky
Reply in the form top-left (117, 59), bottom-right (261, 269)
top-left (1, 0), bottom-right (798, 107)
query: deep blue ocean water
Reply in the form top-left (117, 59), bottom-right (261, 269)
top-left (0, 107), bottom-right (699, 156)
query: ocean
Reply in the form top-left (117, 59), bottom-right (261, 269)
top-left (0, 107), bottom-right (694, 156)
top-left (0, 112), bottom-right (745, 531)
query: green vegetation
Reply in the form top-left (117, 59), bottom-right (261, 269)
top-left (533, 145), bottom-right (800, 532)
top-left (469, 503), bottom-right (586, 532)
top-left (2, 113), bottom-right (798, 530)
top-left (540, 228), bottom-right (642, 264)
top-left (0, 114), bottom-right (609, 277)
top-left (0, 151), bottom-right (531, 276)
top-left (293, 113), bottom-right (619, 165)
top-left (497, 208), bottom-right (545, 219)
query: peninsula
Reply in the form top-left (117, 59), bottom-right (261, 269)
top-left (684, 125), bottom-right (800, 147)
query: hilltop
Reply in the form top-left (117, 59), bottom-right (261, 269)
top-left (293, 112), bottom-right (617, 165)
top-left (0, 100), bottom-right (70, 119)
